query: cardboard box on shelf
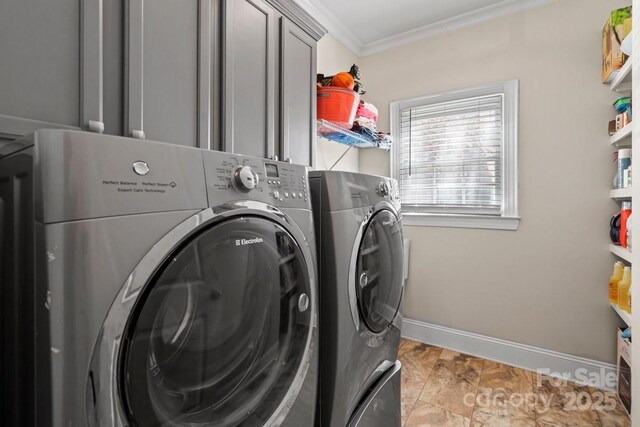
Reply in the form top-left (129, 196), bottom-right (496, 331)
top-left (616, 112), bottom-right (631, 130)
top-left (617, 327), bottom-right (631, 414)
top-left (602, 6), bottom-right (632, 83)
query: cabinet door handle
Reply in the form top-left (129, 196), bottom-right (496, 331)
top-left (286, 158), bottom-right (292, 163)
top-left (131, 129), bottom-right (146, 140)
top-left (88, 120), bottom-right (105, 134)
top-left (269, 155), bottom-right (279, 161)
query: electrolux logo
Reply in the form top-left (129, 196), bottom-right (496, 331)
top-left (235, 237), bottom-right (264, 246)
top-left (382, 220), bottom-right (395, 226)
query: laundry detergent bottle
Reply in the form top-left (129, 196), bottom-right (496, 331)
top-left (620, 202), bottom-right (632, 248)
top-left (609, 261), bottom-right (625, 303)
top-left (618, 266), bottom-right (632, 313)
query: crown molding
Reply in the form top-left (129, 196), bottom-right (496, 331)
top-left (360, 0), bottom-right (558, 56)
top-left (265, 0), bottom-right (327, 40)
top-left (292, 0), bottom-right (365, 56)
top-left (294, 0), bottom-right (557, 57)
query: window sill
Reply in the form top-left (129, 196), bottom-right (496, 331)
top-left (401, 213), bottom-right (520, 231)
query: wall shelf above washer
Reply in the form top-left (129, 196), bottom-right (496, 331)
top-left (317, 119), bottom-right (391, 150)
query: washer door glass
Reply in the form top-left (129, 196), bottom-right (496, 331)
top-left (120, 216), bottom-right (312, 426)
top-left (356, 210), bottom-right (403, 333)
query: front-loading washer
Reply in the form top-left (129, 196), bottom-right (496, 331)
top-left (310, 170), bottom-right (404, 427)
top-left (0, 129), bottom-right (318, 426)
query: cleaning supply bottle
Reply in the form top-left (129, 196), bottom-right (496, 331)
top-left (620, 202), bottom-right (632, 248)
top-left (618, 266), bottom-right (632, 312)
top-left (627, 213), bottom-right (633, 252)
top-left (618, 149), bottom-right (632, 188)
top-left (610, 261), bottom-right (625, 303)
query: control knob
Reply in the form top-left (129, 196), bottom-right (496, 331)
top-left (378, 180), bottom-right (391, 196)
top-left (232, 166), bottom-right (259, 192)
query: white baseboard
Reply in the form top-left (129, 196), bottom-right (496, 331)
top-left (402, 318), bottom-right (618, 392)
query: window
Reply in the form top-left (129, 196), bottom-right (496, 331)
top-left (390, 80), bottom-right (519, 230)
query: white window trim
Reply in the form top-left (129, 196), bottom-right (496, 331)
top-left (390, 79), bottom-right (520, 231)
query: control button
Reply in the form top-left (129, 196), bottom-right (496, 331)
top-left (304, 198), bottom-right (308, 202)
top-left (232, 166), bottom-right (259, 192)
top-left (298, 192), bottom-right (303, 198)
top-left (273, 190), bottom-right (280, 199)
top-left (267, 180), bottom-right (272, 184)
top-left (292, 193), bottom-right (296, 198)
top-left (277, 181), bottom-right (281, 187)
top-left (284, 192), bottom-right (289, 198)
top-left (132, 161), bottom-right (150, 176)
top-left (378, 180), bottom-right (391, 196)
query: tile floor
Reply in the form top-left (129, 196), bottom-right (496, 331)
top-left (399, 339), bottom-right (631, 426)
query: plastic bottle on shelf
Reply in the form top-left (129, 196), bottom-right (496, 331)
top-left (627, 213), bottom-right (633, 252)
top-left (618, 149), bottom-right (632, 188)
top-left (609, 261), bottom-right (625, 303)
top-left (624, 165), bottom-right (632, 188)
top-left (620, 201), bottom-right (632, 248)
top-left (624, 280), bottom-right (633, 315)
top-left (618, 266), bottom-right (632, 313)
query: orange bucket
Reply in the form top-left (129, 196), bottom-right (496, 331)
top-left (317, 87), bottom-right (360, 129)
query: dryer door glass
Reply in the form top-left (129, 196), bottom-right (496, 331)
top-left (120, 216), bottom-right (312, 426)
top-left (356, 210), bottom-right (403, 333)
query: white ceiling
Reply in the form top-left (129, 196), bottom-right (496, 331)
top-left (318, 0), bottom-right (507, 45)
top-left (296, 0), bottom-right (556, 56)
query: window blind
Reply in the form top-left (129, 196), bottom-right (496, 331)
top-left (398, 94), bottom-right (504, 216)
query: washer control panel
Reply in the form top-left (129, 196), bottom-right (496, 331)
top-left (265, 164), bottom-right (308, 204)
top-left (202, 151), bottom-right (310, 209)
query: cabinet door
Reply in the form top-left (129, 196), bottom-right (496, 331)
top-left (280, 18), bottom-right (316, 167)
top-left (222, 0), bottom-right (277, 159)
top-left (103, 0), bottom-right (125, 136)
top-left (125, 0), bottom-right (212, 148)
top-left (0, 0), bottom-right (103, 138)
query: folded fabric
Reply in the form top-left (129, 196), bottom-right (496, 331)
top-left (354, 117), bottom-right (377, 130)
top-left (356, 101), bottom-right (378, 122)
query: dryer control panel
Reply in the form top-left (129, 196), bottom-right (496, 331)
top-left (309, 170), bottom-right (401, 212)
top-left (202, 151), bottom-right (310, 209)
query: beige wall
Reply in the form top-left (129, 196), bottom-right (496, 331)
top-left (359, 0), bottom-right (629, 363)
top-left (316, 34), bottom-right (360, 172)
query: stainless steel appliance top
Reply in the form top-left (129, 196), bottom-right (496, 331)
top-left (14, 129), bottom-right (311, 223)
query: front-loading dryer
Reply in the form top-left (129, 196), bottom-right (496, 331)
top-left (0, 129), bottom-right (317, 426)
top-left (310, 171), bottom-right (403, 427)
